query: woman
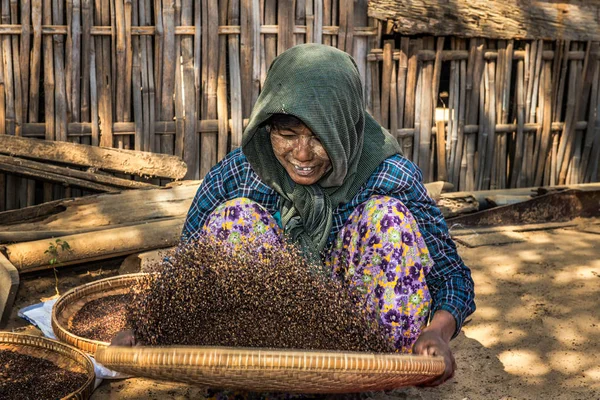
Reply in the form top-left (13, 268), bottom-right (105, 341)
top-left (182, 43), bottom-right (474, 386)
top-left (115, 44), bottom-right (475, 388)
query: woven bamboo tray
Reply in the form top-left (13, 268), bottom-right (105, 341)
top-left (52, 273), bottom-right (148, 354)
top-left (96, 346), bottom-right (445, 393)
top-left (0, 332), bottom-right (96, 399)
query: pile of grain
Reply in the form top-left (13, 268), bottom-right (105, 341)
top-left (127, 235), bottom-right (394, 352)
top-left (70, 293), bottom-right (132, 342)
top-left (0, 349), bottom-right (88, 399)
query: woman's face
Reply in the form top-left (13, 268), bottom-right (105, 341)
top-left (270, 122), bottom-right (332, 186)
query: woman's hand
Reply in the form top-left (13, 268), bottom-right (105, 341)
top-left (110, 329), bottom-right (137, 346)
top-left (412, 310), bottom-right (457, 386)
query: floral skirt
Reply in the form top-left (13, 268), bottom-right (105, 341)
top-left (201, 196), bottom-right (433, 399)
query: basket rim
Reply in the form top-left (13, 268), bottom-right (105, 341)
top-left (96, 345), bottom-right (446, 375)
top-left (0, 332), bottom-right (96, 400)
top-left (51, 273), bottom-right (149, 351)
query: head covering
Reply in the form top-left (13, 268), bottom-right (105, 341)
top-left (242, 44), bottom-right (401, 260)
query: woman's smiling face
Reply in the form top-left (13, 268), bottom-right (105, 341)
top-left (269, 116), bottom-right (332, 186)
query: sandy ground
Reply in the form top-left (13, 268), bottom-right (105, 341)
top-left (4, 219), bottom-right (599, 400)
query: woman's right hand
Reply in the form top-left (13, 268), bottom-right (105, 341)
top-left (110, 329), bottom-right (137, 346)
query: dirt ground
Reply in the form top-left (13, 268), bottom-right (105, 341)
top-left (4, 218), bottom-right (600, 400)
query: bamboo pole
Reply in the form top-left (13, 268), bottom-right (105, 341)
top-left (42, 0), bottom-right (55, 202)
top-left (413, 39), bottom-right (423, 164)
top-left (182, 0), bottom-right (197, 178)
top-left (53, 0), bottom-right (68, 143)
top-left (381, 39), bottom-right (393, 128)
top-left (0, 17), bottom-right (4, 211)
top-left (511, 57), bottom-right (525, 188)
top-left (466, 38), bottom-right (483, 191)
top-left (419, 37), bottom-right (434, 181)
top-left (80, 0), bottom-right (92, 124)
top-left (337, 0), bottom-right (347, 51)
top-left (390, 54), bottom-right (398, 144)
top-left (216, 0), bottom-right (228, 162)
top-left (228, 0), bottom-right (243, 150)
top-left (453, 39), bottom-right (467, 189)
top-left (323, 0), bottom-right (331, 46)
top-left (313, 0), bottom-right (322, 44)
top-left (115, 0), bottom-right (126, 127)
top-left (402, 38), bottom-right (420, 161)
top-left (160, 0), bottom-right (175, 156)
top-left (369, 54), bottom-right (381, 124)
top-left (431, 37), bottom-right (444, 113)
top-left (200, 0), bottom-right (218, 177)
top-left (131, 0), bottom-right (143, 151)
top-left (345, 0), bottom-right (354, 53)
top-left (153, 0), bottom-right (163, 125)
top-left (397, 37), bottom-right (408, 130)
top-left (20, 0), bottom-right (31, 123)
top-left (295, 0), bottom-right (305, 45)
top-left (481, 60), bottom-right (496, 190)
top-left (277, 0), bottom-right (294, 55)
top-left (534, 58), bottom-right (553, 186)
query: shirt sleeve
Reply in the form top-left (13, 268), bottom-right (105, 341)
top-left (386, 158), bottom-right (476, 338)
top-left (181, 154), bottom-right (233, 243)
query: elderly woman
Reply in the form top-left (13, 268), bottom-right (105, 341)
top-left (181, 43), bottom-right (475, 386)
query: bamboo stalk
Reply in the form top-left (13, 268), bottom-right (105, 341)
top-left (216, 0), bottom-right (229, 162)
top-left (131, 0), bottom-right (143, 151)
top-left (277, 0), bottom-right (294, 54)
top-left (454, 39), bottom-right (467, 189)
top-left (418, 37), bottom-right (434, 180)
top-left (53, 0), bottom-right (68, 143)
top-left (20, 0), bottom-right (31, 122)
top-left (295, 0), bottom-right (305, 45)
top-left (323, 0), bottom-right (331, 46)
top-left (381, 39), bottom-right (393, 128)
top-left (534, 59), bottom-right (553, 186)
top-left (313, 0), bottom-right (322, 44)
top-left (390, 57), bottom-right (398, 145)
top-left (431, 37), bottom-right (444, 113)
top-left (511, 58), bottom-right (525, 188)
top-left (528, 40), bottom-right (543, 124)
top-left (413, 40), bottom-right (423, 165)
top-left (345, 0), bottom-right (354, 53)
top-left (466, 38), bottom-right (483, 190)
top-left (153, 0), bottom-right (163, 122)
top-left (89, 32), bottom-right (99, 147)
top-left (402, 38), bottom-right (420, 161)
top-left (351, 0), bottom-right (367, 99)
top-left (397, 37), bottom-right (408, 130)
top-left (369, 56), bottom-right (381, 124)
top-left (337, 0), bottom-right (347, 51)
top-left (80, 0), bottom-right (92, 123)
top-left (482, 60), bottom-right (496, 190)
top-left (228, 0), bottom-right (243, 150)
top-left (160, 0), bottom-right (175, 156)
top-left (115, 0), bottom-right (126, 125)
top-left (42, 0), bottom-right (55, 202)
top-left (200, 0), bottom-right (218, 177)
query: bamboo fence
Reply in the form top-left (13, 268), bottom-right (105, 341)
top-left (0, 0), bottom-right (599, 211)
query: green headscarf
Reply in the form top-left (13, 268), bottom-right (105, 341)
top-left (242, 44), bottom-right (401, 259)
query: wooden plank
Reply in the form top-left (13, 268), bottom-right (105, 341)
top-left (368, 0), bottom-right (600, 41)
top-left (0, 154), bottom-right (158, 190)
top-left (0, 135), bottom-right (188, 178)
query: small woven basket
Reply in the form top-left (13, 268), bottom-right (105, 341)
top-left (0, 332), bottom-right (96, 400)
top-left (96, 346), bottom-right (445, 393)
top-left (52, 273), bottom-right (147, 354)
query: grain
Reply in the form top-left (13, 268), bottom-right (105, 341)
top-left (128, 235), bottom-right (395, 352)
top-left (70, 293), bottom-right (132, 342)
top-left (0, 349), bottom-right (88, 400)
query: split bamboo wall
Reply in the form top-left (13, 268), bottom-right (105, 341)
top-left (0, 0), bottom-right (598, 211)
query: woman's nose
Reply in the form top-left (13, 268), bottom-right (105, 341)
top-left (293, 137), bottom-right (313, 161)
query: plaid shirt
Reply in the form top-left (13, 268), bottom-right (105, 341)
top-left (182, 148), bottom-right (476, 337)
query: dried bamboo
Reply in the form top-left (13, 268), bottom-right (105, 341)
top-left (370, 55), bottom-right (381, 124)
top-left (345, 0), bottom-right (354, 53)
top-left (323, 0), bottom-right (331, 46)
top-left (397, 37), bottom-right (408, 130)
top-left (80, 0), bottom-right (92, 123)
top-left (9, 0), bottom-right (22, 139)
top-left (153, 0), bottom-right (163, 122)
top-left (278, 0), bottom-right (294, 55)
top-left (352, 0), bottom-right (368, 97)
top-left (53, 0), bottom-right (68, 143)
top-left (431, 37), bottom-right (444, 113)
top-left (402, 38), bottom-right (420, 161)
top-left (182, 0), bottom-right (198, 176)
top-left (42, 0), bottom-right (55, 202)
top-left (419, 37), bottom-right (434, 181)
top-left (436, 120), bottom-right (447, 181)
top-left (381, 39), bottom-right (393, 128)
top-left (200, 0), bottom-right (218, 177)
top-left (413, 40), bottom-right (422, 164)
top-left (534, 59), bottom-right (553, 186)
top-left (453, 39), bottom-right (467, 189)
top-left (71, 0), bottom-right (82, 124)
top-left (390, 58), bottom-right (398, 144)
top-left (511, 58), bottom-right (525, 188)
top-left (131, 0), bottom-right (143, 151)
top-left (481, 60), bottom-right (496, 190)
top-left (295, 0), bottom-right (305, 45)
top-left (20, 0), bottom-right (31, 122)
top-left (338, 0), bottom-right (347, 51)
top-left (161, 0), bottom-right (175, 156)
top-left (313, 0), bottom-right (322, 44)
top-left (216, 0), bottom-right (229, 162)
top-left (466, 39), bottom-right (483, 191)
top-left (228, 0), bottom-right (243, 150)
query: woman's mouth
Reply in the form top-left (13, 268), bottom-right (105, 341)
top-left (293, 165), bottom-right (316, 176)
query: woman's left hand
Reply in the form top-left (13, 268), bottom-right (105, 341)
top-left (412, 310), bottom-right (457, 386)
top-left (412, 329), bottom-right (456, 386)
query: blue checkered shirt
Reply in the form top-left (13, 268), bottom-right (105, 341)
top-left (182, 148), bottom-right (476, 337)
